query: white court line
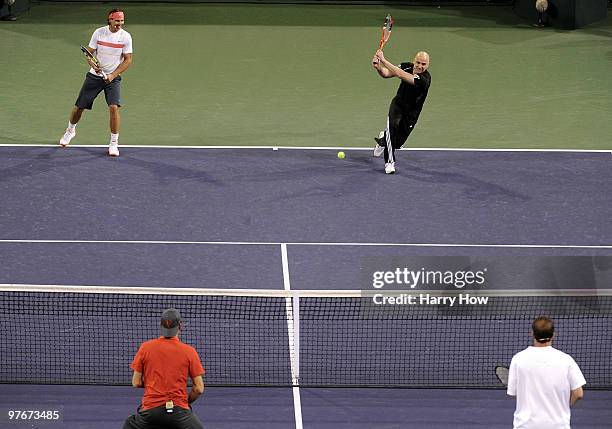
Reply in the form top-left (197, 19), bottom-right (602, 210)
top-left (291, 386), bottom-right (303, 429)
top-left (2, 285), bottom-right (611, 297)
top-left (0, 239), bottom-right (610, 249)
top-left (0, 143), bottom-right (609, 153)
top-left (281, 243), bottom-right (304, 429)
top-left (282, 244), bottom-right (292, 292)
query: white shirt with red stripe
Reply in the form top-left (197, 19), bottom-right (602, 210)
top-left (88, 26), bottom-right (133, 75)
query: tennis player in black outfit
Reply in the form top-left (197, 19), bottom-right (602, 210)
top-left (372, 50), bottom-right (431, 174)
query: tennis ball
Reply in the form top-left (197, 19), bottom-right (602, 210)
top-left (337, 151), bottom-right (345, 159)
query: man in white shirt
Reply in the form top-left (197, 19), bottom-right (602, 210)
top-left (59, 9), bottom-right (133, 157)
top-left (507, 316), bottom-right (586, 429)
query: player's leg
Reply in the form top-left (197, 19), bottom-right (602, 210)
top-left (382, 101), bottom-right (406, 174)
top-left (104, 76), bottom-right (122, 157)
top-left (395, 118), bottom-right (414, 152)
top-left (374, 98), bottom-right (401, 159)
top-left (122, 406), bottom-right (157, 429)
top-left (387, 113), bottom-right (415, 171)
top-left (69, 106), bottom-right (85, 124)
top-left (122, 414), bottom-right (143, 429)
top-left (60, 106), bottom-right (84, 147)
top-left (173, 407), bottom-right (204, 429)
top-left (373, 129), bottom-right (385, 157)
top-left (383, 117), bottom-right (395, 173)
top-left (60, 74), bottom-right (104, 147)
top-left (107, 105), bottom-right (120, 156)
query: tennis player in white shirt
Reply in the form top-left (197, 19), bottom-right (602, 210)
top-left (507, 316), bottom-right (586, 429)
top-left (59, 9), bottom-right (133, 156)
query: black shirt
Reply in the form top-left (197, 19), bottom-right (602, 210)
top-left (394, 62), bottom-right (431, 122)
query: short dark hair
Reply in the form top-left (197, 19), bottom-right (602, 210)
top-left (107, 8), bottom-right (124, 24)
top-left (532, 316), bottom-right (554, 343)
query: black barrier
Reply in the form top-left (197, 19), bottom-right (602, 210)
top-left (1, 0), bottom-right (29, 20)
top-left (514, 0), bottom-right (608, 29)
top-left (34, 0), bottom-right (512, 3)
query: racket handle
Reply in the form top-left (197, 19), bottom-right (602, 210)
top-left (93, 61), bottom-right (107, 79)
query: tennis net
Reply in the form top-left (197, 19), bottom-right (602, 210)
top-left (0, 285), bottom-right (611, 388)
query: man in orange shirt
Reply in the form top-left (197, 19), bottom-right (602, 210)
top-left (123, 308), bottom-right (205, 429)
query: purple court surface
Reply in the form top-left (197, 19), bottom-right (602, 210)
top-left (0, 147), bottom-right (610, 244)
top-left (0, 146), bottom-right (610, 428)
top-left (0, 384), bottom-right (611, 428)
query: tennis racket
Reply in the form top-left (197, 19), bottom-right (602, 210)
top-left (495, 365), bottom-right (509, 387)
top-left (80, 45), bottom-right (107, 79)
top-left (379, 14), bottom-right (394, 50)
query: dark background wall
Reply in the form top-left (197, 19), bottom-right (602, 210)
top-left (11, 0), bottom-right (513, 3)
top-left (2, 0), bottom-right (29, 17)
top-left (514, 0), bottom-right (608, 29)
top-left (2, 0), bottom-right (515, 18)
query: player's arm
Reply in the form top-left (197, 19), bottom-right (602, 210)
top-left (131, 370), bottom-right (144, 388)
top-left (107, 53), bottom-right (132, 82)
top-left (375, 51), bottom-right (418, 85)
top-left (372, 52), bottom-right (393, 78)
top-left (570, 386), bottom-right (584, 406)
top-left (568, 359), bottom-right (586, 406)
top-left (506, 359), bottom-right (517, 396)
top-left (188, 375), bottom-right (205, 404)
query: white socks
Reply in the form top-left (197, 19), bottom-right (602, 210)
top-left (68, 122), bottom-right (77, 132)
top-left (110, 133), bottom-right (119, 144)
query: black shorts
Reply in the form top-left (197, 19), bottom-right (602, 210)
top-left (123, 405), bottom-right (204, 429)
top-left (75, 72), bottom-right (122, 110)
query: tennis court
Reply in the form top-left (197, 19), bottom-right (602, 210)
top-left (1, 1), bottom-right (611, 428)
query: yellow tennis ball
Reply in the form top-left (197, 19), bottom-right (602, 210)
top-left (337, 151), bottom-right (345, 159)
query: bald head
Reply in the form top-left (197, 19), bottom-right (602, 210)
top-left (415, 51), bottom-right (430, 62)
top-left (413, 51), bottom-right (430, 74)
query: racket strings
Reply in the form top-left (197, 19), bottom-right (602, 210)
top-left (379, 15), bottom-right (393, 49)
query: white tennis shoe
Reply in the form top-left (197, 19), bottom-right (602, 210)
top-left (373, 131), bottom-right (385, 157)
top-left (59, 128), bottom-right (76, 147)
top-left (385, 162), bottom-right (395, 174)
top-left (108, 142), bottom-right (120, 157)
